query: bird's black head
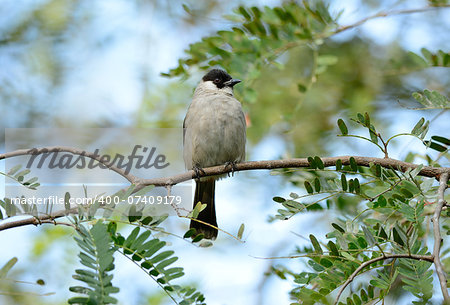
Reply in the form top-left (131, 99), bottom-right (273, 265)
top-left (202, 69), bottom-right (241, 89)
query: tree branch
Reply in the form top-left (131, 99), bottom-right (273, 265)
top-left (2, 147), bottom-right (448, 189)
top-left (333, 5), bottom-right (450, 36)
top-left (0, 146), bottom-right (141, 184)
top-left (136, 156), bottom-right (448, 188)
top-left (1, 148), bottom-right (449, 232)
top-left (333, 254), bottom-right (435, 305)
top-left (0, 208), bottom-right (78, 231)
top-left (432, 172), bottom-right (450, 301)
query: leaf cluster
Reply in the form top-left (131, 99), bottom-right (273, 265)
top-left (107, 222), bottom-right (206, 305)
top-left (69, 221), bottom-right (119, 304)
top-left (270, 115), bottom-right (447, 304)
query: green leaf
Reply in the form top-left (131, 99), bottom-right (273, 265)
top-left (107, 222), bottom-right (117, 235)
top-left (64, 192), bottom-right (71, 212)
top-left (182, 4), bottom-right (191, 14)
top-left (0, 257), bottom-right (18, 278)
top-left (309, 234), bottom-right (323, 255)
top-left (308, 260), bottom-right (325, 272)
top-left (304, 181), bottom-right (314, 194)
top-left (237, 223), bottom-right (245, 239)
top-left (143, 240), bottom-right (166, 258)
top-left (369, 125), bottom-right (378, 144)
top-left (336, 159), bottom-right (342, 171)
top-left (341, 251), bottom-right (358, 262)
top-left (297, 83), bottom-right (307, 93)
top-left (360, 289), bottom-right (368, 302)
top-left (337, 119), bottom-right (348, 135)
top-left (353, 178), bottom-right (360, 194)
top-left (392, 227), bottom-right (405, 246)
top-left (124, 227), bottom-right (140, 250)
top-left (375, 164), bottom-right (381, 177)
top-left (317, 55), bottom-right (338, 66)
top-left (192, 234), bottom-right (204, 243)
top-left (363, 112), bottom-right (371, 127)
top-left (399, 188), bottom-right (413, 198)
top-left (349, 157), bottom-right (357, 172)
top-left (15, 169), bottom-right (30, 179)
top-left (319, 258), bottom-right (333, 268)
top-left (314, 156), bottom-right (324, 169)
top-left (149, 250), bottom-right (174, 265)
top-left (327, 241), bottom-right (340, 257)
top-left (191, 202), bottom-right (206, 219)
top-left (411, 117), bottom-right (425, 135)
top-left (183, 228), bottom-right (196, 239)
top-left (238, 6), bottom-right (252, 20)
top-left (368, 285), bottom-right (374, 298)
top-left (398, 256), bottom-right (433, 301)
top-left (273, 196), bottom-right (285, 203)
top-left (71, 222), bottom-right (118, 304)
top-left (332, 223), bottom-right (345, 233)
top-left (418, 121), bottom-right (430, 139)
top-left (307, 156), bottom-right (317, 169)
top-left (348, 179), bottom-right (354, 193)
top-left (7, 165), bottom-right (22, 176)
top-left (412, 90), bottom-right (449, 109)
top-left (314, 178), bottom-right (321, 192)
top-left (341, 174), bottom-right (347, 191)
top-left (357, 236), bottom-right (367, 249)
top-left (425, 140), bottom-right (447, 152)
top-left (156, 256), bottom-right (178, 270)
top-left (23, 176), bottom-right (38, 186)
top-left (131, 230), bottom-right (152, 252)
top-left (141, 216), bottom-right (153, 225)
top-left (362, 226), bottom-right (376, 246)
top-left (357, 113), bottom-right (365, 125)
top-left (68, 297), bottom-right (90, 304)
top-left (29, 183), bottom-right (40, 189)
top-left (431, 135), bottom-right (450, 145)
top-left (353, 293), bottom-right (362, 305)
top-left (376, 224), bottom-right (388, 241)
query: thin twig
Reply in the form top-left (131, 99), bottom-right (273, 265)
top-left (0, 207), bottom-right (78, 231)
top-left (368, 179), bottom-right (403, 202)
top-left (332, 6), bottom-right (450, 36)
top-left (432, 172), bottom-right (449, 301)
top-left (333, 254), bottom-right (434, 305)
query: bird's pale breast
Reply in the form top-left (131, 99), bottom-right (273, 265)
top-left (183, 93), bottom-right (246, 169)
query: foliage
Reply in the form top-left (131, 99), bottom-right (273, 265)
top-left (270, 115), bottom-right (448, 304)
top-left (107, 222), bottom-right (206, 305)
top-left (67, 218), bottom-right (206, 305)
top-left (163, 0), bottom-right (449, 156)
top-left (69, 221), bottom-right (119, 305)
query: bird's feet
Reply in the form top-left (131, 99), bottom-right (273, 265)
top-left (193, 166), bottom-right (206, 180)
top-left (224, 161), bottom-right (239, 177)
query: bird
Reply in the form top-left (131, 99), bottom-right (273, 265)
top-left (183, 69), bottom-right (246, 239)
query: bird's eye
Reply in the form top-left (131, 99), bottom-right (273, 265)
top-left (213, 78), bottom-right (221, 84)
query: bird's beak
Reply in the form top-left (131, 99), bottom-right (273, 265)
top-left (223, 79), bottom-right (241, 87)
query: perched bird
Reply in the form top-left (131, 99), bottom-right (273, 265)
top-left (183, 69), bottom-right (246, 239)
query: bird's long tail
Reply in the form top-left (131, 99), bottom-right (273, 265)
top-left (190, 180), bottom-right (217, 239)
